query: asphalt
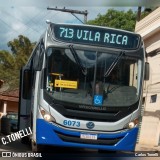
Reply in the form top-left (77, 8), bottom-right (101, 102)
top-left (0, 132), bottom-right (160, 152)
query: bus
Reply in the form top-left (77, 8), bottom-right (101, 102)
top-left (19, 22), bottom-right (149, 152)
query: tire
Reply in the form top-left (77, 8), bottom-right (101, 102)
top-left (31, 140), bottom-right (44, 152)
top-left (1, 117), bottom-right (11, 135)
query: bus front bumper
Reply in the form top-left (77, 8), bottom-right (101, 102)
top-left (36, 119), bottom-right (138, 151)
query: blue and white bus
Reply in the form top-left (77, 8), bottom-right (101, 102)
top-left (19, 22), bottom-right (149, 152)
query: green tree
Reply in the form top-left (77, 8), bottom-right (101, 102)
top-left (0, 50), bottom-right (18, 89)
top-left (8, 35), bottom-right (35, 69)
top-left (0, 35), bottom-right (35, 90)
top-left (87, 9), bottom-right (137, 31)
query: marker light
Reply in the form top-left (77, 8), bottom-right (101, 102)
top-left (40, 109), bottom-right (45, 116)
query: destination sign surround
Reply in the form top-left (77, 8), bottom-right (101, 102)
top-left (52, 24), bottom-right (140, 49)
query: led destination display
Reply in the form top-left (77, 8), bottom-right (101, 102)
top-left (52, 24), bottom-right (141, 49)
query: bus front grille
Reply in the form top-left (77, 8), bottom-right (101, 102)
top-left (55, 131), bottom-right (123, 145)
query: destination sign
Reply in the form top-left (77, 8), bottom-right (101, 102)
top-left (52, 24), bottom-right (141, 49)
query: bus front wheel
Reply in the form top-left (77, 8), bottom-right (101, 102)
top-left (31, 140), bottom-right (44, 152)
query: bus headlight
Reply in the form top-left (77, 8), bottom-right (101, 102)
top-left (44, 114), bottom-right (51, 121)
top-left (40, 107), bottom-right (56, 123)
top-left (128, 122), bottom-right (135, 129)
top-left (125, 118), bottom-right (139, 129)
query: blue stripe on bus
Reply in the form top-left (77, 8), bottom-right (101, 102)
top-left (36, 119), bottom-right (138, 151)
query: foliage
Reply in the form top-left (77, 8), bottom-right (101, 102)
top-left (0, 35), bottom-right (35, 90)
top-left (87, 9), bottom-right (137, 32)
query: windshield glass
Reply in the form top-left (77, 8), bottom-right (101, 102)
top-left (45, 48), bottom-right (142, 107)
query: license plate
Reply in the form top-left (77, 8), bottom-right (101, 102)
top-left (80, 133), bottom-right (97, 140)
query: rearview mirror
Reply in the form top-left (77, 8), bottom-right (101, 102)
top-left (144, 62), bottom-right (149, 81)
top-left (22, 69), bottom-right (32, 99)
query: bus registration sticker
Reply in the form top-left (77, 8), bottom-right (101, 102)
top-left (80, 133), bottom-right (97, 140)
top-left (54, 80), bottom-right (78, 89)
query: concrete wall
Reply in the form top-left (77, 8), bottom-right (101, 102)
top-left (147, 54), bottom-right (160, 84)
top-left (139, 116), bottom-right (160, 146)
top-left (135, 7), bottom-right (160, 53)
top-left (135, 7), bottom-right (160, 146)
top-left (144, 83), bottom-right (160, 112)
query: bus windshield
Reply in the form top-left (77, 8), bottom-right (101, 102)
top-left (46, 47), bottom-right (142, 107)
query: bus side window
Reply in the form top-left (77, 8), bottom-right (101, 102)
top-left (33, 42), bottom-right (44, 71)
top-left (47, 50), bottom-right (64, 91)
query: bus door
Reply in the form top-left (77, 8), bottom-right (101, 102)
top-left (18, 66), bottom-right (32, 132)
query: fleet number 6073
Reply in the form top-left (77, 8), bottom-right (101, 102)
top-left (63, 120), bottom-right (80, 127)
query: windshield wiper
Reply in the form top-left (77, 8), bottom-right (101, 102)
top-left (69, 45), bottom-right (87, 75)
top-left (104, 51), bottom-right (125, 77)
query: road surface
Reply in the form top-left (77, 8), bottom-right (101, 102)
top-left (0, 133), bottom-right (159, 160)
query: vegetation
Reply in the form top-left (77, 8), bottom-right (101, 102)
top-left (0, 35), bottom-right (35, 90)
top-left (87, 9), bottom-right (137, 31)
top-left (87, 8), bottom-right (157, 31)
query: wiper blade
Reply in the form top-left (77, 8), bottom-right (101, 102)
top-left (104, 51), bottom-right (125, 77)
top-left (69, 45), bottom-right (87, 75)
